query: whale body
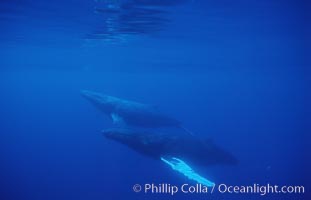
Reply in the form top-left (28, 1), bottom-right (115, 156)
top-left (81, 90), bottom-right (181, 128)
top-left (103, 128), bottom-right (238, 166)
top-left (102, 128), bottom-right (237, 186)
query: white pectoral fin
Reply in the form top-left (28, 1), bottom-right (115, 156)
top-left (161, 157), bottom-right (215, 187)
top-left (111, 113), bottom-right (124, 124)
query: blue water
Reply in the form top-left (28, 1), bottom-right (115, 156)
top-left (0, 0), bottom-right (309, 199)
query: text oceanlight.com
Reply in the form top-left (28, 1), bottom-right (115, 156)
top-left (132, 183), bottom-right (305, 196)
top-left (217, 183), bottom-right (305, 196)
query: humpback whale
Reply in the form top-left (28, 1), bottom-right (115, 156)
top-left (102, 128), bottom-right (238, 186)
top-left (81, 90), bottom-right (182, 129)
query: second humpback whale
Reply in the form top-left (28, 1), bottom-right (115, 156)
top-left (102, 128), bottom-right (238, 186)
top-left (81, 90), bottom-right (183, 129)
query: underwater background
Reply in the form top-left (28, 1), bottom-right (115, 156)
top-left (0, 0), bottom-right (309, 199)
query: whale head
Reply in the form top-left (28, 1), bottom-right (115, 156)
top-left (103, 128), bottom-right (134, 141)
top-left (102, 128), bottom-right (146, 149)
top-left (102, 128), bottom-right (164, 158)
top-left (81, 90), bottom-right (117, 113)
